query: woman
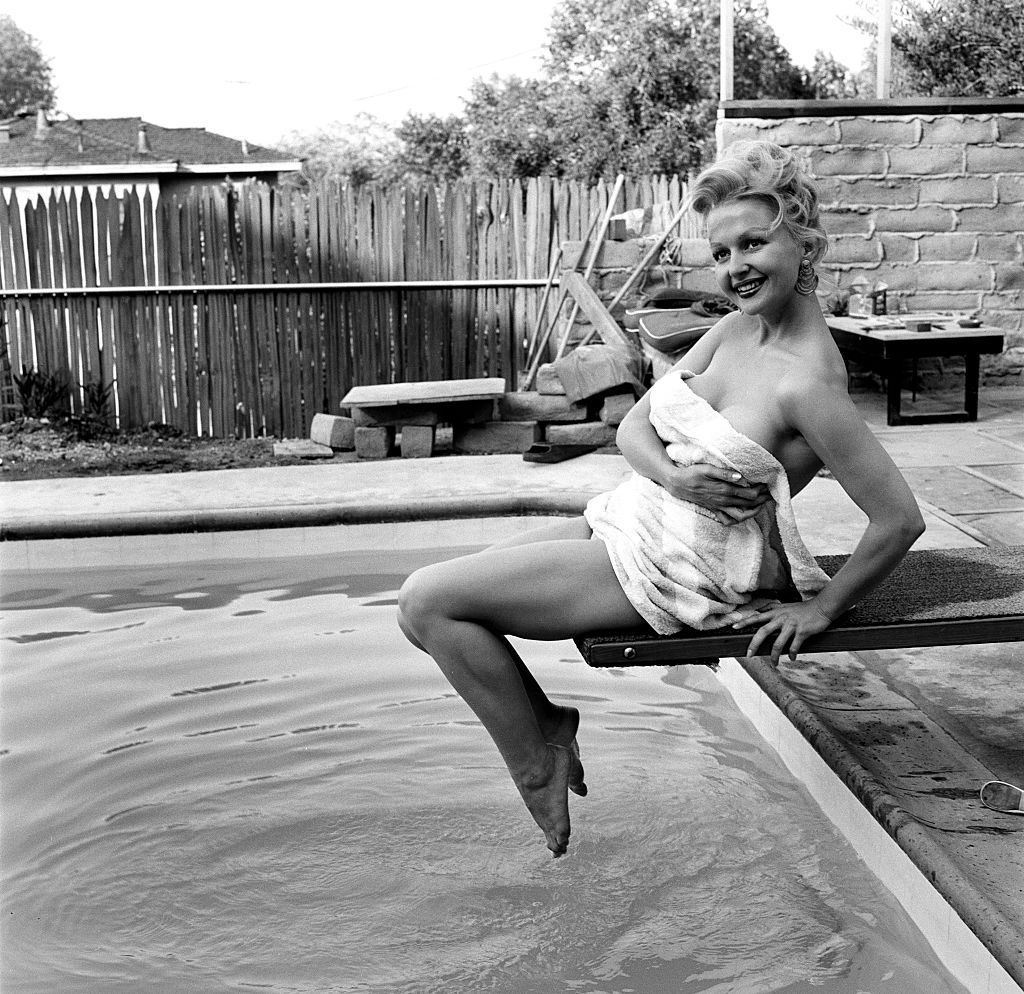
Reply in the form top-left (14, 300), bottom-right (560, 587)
top-left (397, 141), bottom-right (925, 858)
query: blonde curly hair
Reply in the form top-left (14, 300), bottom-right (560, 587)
top-left (690, 141), bottom-right (828, 264)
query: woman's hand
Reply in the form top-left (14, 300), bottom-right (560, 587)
top-left (658, 463), bottom-right (771, 523)
top-left (732, 600), bottom-right (833, 664)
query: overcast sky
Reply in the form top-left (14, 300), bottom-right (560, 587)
top-left (5, 0), bottom-right (869, 148)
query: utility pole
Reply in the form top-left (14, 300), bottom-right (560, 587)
top-left (877, 0), bottom-right (892, 99)
top-left (720, 0), bottom-right (734, 102)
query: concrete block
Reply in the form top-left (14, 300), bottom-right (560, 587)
top-left (599, 392), bottom-right (636, 425)
top-left (919, 176), bottom-right (996, 206)
top-left (400, 424), bottom-right (435, 458)
top-left (966, 145), bottom-right (1024, 173)
top-left (810, 147), bottom-right (886, 176)
top-left (996, 116), bottom-right (1024, 142)
top-left (498, 391), bottom-right (587, 423)
top-left (310, 412), bottom-right (355, 450)
top-left (452, 421), bottom-right (540, 454)
top-left (888, 146), bottom-right (963, 175)
top-left (909, 291), bottom-right (983, 311)
top-left (997, 175), bottom-right (1024, 203)
top-left (994, 264), bottom-right (1024, 291)
top-left (977, 234), bottom-right (1022, 261)
top-left (873, 207), bottom-right (955, 232)
top-left (879, 234), bottom-right (918, 263)
top-left (561, 239), bottom-right (642, 271)
top-left (957, 206), bottom-right (1024, 233)
top-left (828, 236), bottom-right (883, 265)
top-left (837, 178), bottom-right (918, 207)
top-left (920, 116), bottom-right (996, 145)
top-left (838, 118), bottom-right (919, 145)
top-left (821, 210), bottom-right (873, 236)
top-left (670, 238), bottom-right (713, 267)
top-left (355, 425), bottom-right (395, 459)
top-left (273, 439), bottom-right (334, 460)
top-left (915, 262), bottom-right (992, 291)
top-left (535, 364), bottom-right (566, 395)
top-left (761, 119), bottom-right (839, 146)
top-left (916, 233), bottom-right (977, 262)
top-left (679, 268), bottom-right (719, 295)
top-left (545, 422), bottom-right (619, 447)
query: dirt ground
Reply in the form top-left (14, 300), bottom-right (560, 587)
top-left (0, 417), bottom-right (320, 481)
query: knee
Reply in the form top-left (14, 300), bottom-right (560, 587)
top-left (397, 566), bottom-right (447, 645)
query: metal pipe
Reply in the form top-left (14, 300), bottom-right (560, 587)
top-left (0, 279), bottom-right (548, 299)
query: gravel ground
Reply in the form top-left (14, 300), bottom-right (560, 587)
top-left (0, 418), bottom-right (317, 481)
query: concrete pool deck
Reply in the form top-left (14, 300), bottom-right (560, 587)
top-left (1, 383), bottom-right (1022, 990)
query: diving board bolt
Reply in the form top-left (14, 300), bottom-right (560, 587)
top-left (624, 647), bottom-right (636, 659)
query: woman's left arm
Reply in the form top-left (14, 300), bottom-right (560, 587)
top-left (738, 379), bottom-right (925, 663)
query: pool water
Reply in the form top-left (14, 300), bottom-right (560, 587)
top-left (0, 542), bottom-right (968, 994)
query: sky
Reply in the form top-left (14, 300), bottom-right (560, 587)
top-left (4, 0), bottom-right (870, 149)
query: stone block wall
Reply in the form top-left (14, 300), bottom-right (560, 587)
top-left (718, 98), bottom-right (1024, 354)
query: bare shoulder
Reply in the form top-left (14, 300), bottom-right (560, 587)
top-left (669, 310), bottom-right (741, 373)
top-left (777, 339), bottom-right (855, 431)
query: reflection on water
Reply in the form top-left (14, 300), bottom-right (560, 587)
top-left (0, 548), bottom-right (966, 994)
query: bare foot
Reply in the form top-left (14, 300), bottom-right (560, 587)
top-left (545, 706), bottom-right (587, 797)
top-left (513, 744), bottom-right (572, 857)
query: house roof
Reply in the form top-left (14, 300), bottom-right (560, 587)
top-left (0, 113), bottom-right (302, 177)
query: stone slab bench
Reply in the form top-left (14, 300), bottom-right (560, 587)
top-left (341, 378), bottom-right (507, 458)
top-left (575, 546), bottom-right (1024, 666)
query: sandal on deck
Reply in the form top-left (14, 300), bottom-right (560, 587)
top-left (980, 780), bottom-right (1024, 815)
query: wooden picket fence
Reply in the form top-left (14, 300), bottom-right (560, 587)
top-left (0, 175), bottom-right (695, 437)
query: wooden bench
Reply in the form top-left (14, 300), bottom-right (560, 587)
top-left (341, 377), bottom-right (506, 458)
top-left (826, 315), bottom-right (1004, 427)
top-left (575, 546), bottom-right (1024, 667)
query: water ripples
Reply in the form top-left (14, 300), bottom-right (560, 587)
top-left (0, 548), bottom-right (968, 993)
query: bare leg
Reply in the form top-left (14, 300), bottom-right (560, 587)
top-left (401, 516), bottom-right (592, 793)
top-left (398, 537), bottom-right (645, 856)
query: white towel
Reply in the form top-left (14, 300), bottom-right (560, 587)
top-left (584, 370), bottom-right (830, 633)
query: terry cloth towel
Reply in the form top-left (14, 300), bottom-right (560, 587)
top-left (584, 370), bottom-right (830, 633)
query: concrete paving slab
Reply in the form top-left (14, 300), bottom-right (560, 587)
top-left (855, 645), bottom-right (1024, 784)
top-left (956, 511), bottom-right (1024, 546)
top-left (964, 464), bottom-right (1024, 499)
top-left (900, 466), bottom-right (1024, 513)
top-left (792, 477), bottom-right (980, 553)
top-left (873, 428), bottom-right (1024, 467)
top-left (980, 425), bottom-right (1024, 451)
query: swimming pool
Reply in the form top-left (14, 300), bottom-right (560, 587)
top-left (1, 526), bottom-right (968, 993)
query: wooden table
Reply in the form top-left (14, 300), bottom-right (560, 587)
top-left (826, 315), bottom-right (1004, 426)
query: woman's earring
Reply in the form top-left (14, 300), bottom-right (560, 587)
top-left (795, 258), bottom-right (819, 296)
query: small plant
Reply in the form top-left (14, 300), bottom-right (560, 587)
top-left (82, 375), bottom-right (114, 422)
top-left (13, 365), bottom-right (70, 419)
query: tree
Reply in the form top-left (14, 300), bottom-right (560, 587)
top-left (392, 113), bottom-right (469, 182)
top-left (277, 113), bottom-right (401, 186)
top-left (807, 51), bottom-right (863, 99)
top-left (0, 15), bottom-right (56, 117)
top-left (892, 0), bottom-right (1024, 96)
top-left (528, 0), bottom-right (813, 178)
top-left (850, 0), bottom-right (1023, 97)
top-left (462, 76), bottom-right (562, 177)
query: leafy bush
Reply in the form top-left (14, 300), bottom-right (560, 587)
top-left (13, 365), bottom-right (70, 418)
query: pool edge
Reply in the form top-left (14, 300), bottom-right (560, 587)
top-left (716, 655), bottom-right (1023, 994)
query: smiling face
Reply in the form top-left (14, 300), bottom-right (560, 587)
top-left (706, 198), bottom-right (806, 320)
